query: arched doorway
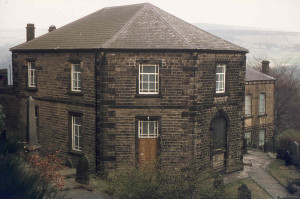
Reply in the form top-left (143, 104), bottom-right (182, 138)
top-left (211, 115), bottom-right (228, 172)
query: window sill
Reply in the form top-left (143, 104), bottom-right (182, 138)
top-left (68, 91), bottom-right (84, 96)
top-left (135, 94), bottom-right (162, 98)
top-left (68, 150), bottom-right (84, 156)
top-left (258, 113), bottom-right (267, 117)
top-left (244, 115), bottom-right (253, 119)
top-left (26, 87), bottom-right (38, 92)
top-left (214, 93), bottom-right (228, 97)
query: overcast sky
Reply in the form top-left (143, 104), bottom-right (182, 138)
top-left (0, 0), bottom-right (300, 33)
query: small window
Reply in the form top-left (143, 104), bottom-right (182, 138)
top-left (245, 132), bottom-right (251, 145)
top-left (259, 129), bottom-right (265, 147)
top-left (72, 115), bottom-right (82, 151)
top-left (259, 93), bottom-right (266, 114)
top-left (139, 64), bottom-right (159, 94)
top-left (245, 95), bottom-right (252, 116)
top-left (71, 64), bottom-right (81, 91)
top-left (216, 64), bottom-right (226, 93)
top-left (138, 120), bottom-right (158, 138)
top-left (28, 62), bottom-right (36, 87)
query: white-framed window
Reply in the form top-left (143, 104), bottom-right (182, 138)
top-left (259, 129), bottom-right (265, 147)
top-left (139, 64), bottom-right (159, 94)
top-left (245, 95), bottom-right (252, 116)
top-left (71, 64), bottom-right (81, 91)
top-left (259, 93), bottom-right (266, 114)
top-left (138, 120), bottom-right (158, 138)
top-left (216, 64), bottom-right (226, 93)
top-left (72, 115), bottom-right (82, 151)
top-left (28, 62), bottom-right (36, 87)
top-left (245, 132), bottom-right (251, 145)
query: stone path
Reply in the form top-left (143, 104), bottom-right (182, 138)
top-left (59, 168), bottom-right (112, 199)
top-left (224, 149), bottom-right (291, 199)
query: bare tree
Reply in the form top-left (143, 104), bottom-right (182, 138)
top-left (270, 66), bottom-right (300, 130)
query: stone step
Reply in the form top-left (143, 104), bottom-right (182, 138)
top-left (59, 168), bottom-right (76, 178)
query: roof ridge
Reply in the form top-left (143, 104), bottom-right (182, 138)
top-left (148, 4), bottom-right (196, 49)
top-left (101, 3), bottom-right (147, 48)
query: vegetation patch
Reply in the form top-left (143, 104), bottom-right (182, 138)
top-left (269, 159), bottom-right (300, 188)
top-left (104, 166), bottom-right (231, 199)
top-left (225, 179), bottom-right (272, 199)
top-left (276, 129), bottom-right (300, 151)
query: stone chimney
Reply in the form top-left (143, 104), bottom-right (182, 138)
top-left (48, 25), bottom-right (56, 32)
top-left (26, 24), bottom-right (35, 42)
top-left (261, 60), bottom-right (270, 75)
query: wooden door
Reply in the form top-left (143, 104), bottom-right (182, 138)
top-left (138, 138), bottom-right (158, 166)
top-left (211, 117), bottom-right (227, 171)
top-left (138, 120), bottom-right (159, 166)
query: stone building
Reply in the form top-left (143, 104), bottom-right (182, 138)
top-left (9, 3), bottom-right (248, 175)
top-left (244, 61), bottom-right (276, 149)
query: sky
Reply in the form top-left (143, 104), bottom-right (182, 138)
top-left (0, 0), bottom-right (300, 34)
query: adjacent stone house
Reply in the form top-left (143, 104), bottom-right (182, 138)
top-left (244, 61), bottom-right (276, 149)
top-left (9, 3), bottom-right (248, 175)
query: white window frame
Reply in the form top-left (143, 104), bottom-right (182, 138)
top-left (72, 115), bottom-right (82, 151)
top-left (245, 132), bottom-right (251, 144)
top-left (245, 95), bottom-right (252, 116)
top-left (139, 64), bottom-right (159, 94)
top-left (216, 64), bottom-right (226, 93)
top-left (28, 62), bottom-right (36, 87)
top-left (138, 120), bottom-right (158, 138)
top-left (71, 64), bottom-right (81, 92)
top-left (259, 93), bottom-right (266, 114)
top-left (259, 129), bottom-right (265, 147)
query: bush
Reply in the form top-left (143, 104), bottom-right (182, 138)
top-left (287, 181), bottom-right (298, 194)
top-left (237, 183), bottom-right (251, 199)
top-left (276, 129), bottom-right (300, 151)
top-left (105, 165), bottom-right (228, 199)
top-left (0, 137), bottom-right (65, 199)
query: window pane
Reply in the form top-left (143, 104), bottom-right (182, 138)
top-left (216, 66), bottom-right (223, 73)
top-left (78, 80), bottom-right (82, 88)
top-left (245, 132), bottom-right (251, 139)
top-left (149, 83), bottom-right (155, 90)
top-left (143, 66), bottom-right (155, 73)
top-left (75, 117), bottom-right (81, 125)
top-left (142, 122), bottom-right (148, 135)
top-left (74, 64), bottom-right (80, 72)
top-left (143, 74), bottom-right (148, 81)
top-left (143, 83), bottom-right (148, 90)
top-left (149, 75), bottom-right (155, 82)
top-left (31, 62), bottom-right (35, 69)
top-left (216, 74), bottom-right (220, 81)
top-left (149, 122), bottom-right (155, 135)
top-left (259, 130), bottom-right (265, 146)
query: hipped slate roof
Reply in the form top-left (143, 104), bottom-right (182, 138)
top-left (11, 3), bottom-right (248, 52)
top-left (246, 67), bottom-right (276, 81)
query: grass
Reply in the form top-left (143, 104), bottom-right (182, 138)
top-left (225, 179), bottom-right (272, 199)
top-left (269, 159), bottom-right (300, 188)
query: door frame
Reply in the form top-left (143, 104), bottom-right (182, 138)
top-left (210, 109), bottom-right (230, 171)
top-left (135, 116), bottom-right (161, 166)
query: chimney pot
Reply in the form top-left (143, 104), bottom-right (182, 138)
top-left (48, 25), bottom-right (56, 32)
top-left (26, 23), bottom-right (35, 42)
top-left (261, 60), bottom-right (270, 75)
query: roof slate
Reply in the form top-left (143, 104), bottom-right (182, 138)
top-left (246, 67), bottom-right (276, 81)
top-left (11, 3), bottom-right (248, 52)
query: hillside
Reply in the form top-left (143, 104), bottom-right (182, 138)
top-left (195, 23), bottom-right (300, 66)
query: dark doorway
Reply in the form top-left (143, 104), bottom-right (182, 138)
top-left (211, 116), bottom-right (227, 172)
